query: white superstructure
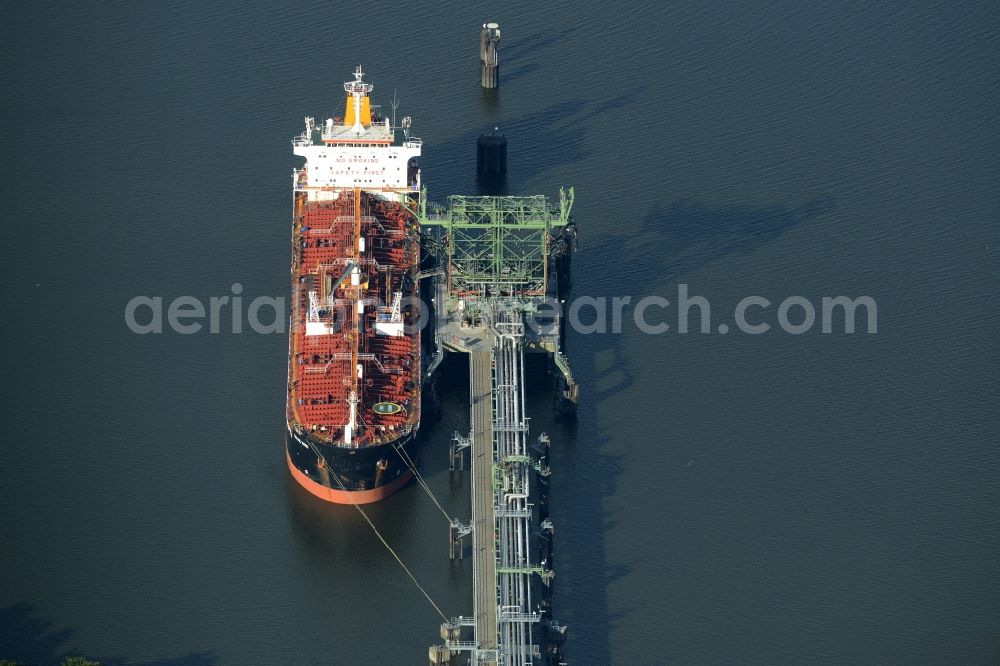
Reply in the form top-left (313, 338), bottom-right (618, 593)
top-left (292, 65), bottom-right (421, 202)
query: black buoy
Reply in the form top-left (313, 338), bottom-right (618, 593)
top-left (477, 128), bottom-right (507, 174)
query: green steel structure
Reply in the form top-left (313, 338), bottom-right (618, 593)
top-left (423, 189), bottom-right (577, 664)
top-left (414, 187), bottom-right (574, 298)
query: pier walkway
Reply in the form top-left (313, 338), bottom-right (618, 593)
top-left (438, 313), bottom-right (547, 665)
top-left (425, 187), bottom-right (576, 665)
top-left (470, 351), bottom-right (499, 660)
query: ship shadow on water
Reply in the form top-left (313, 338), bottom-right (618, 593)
top-left (0, 602), bottom-right (216, 666)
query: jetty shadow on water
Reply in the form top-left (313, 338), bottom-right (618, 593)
top-left (623, 197), bottom-right (837, 286)
top-left (519, 247), bottom-right (638, 663)
top-left (501, 26), bottom-right (579, 64)
top-left (552, 196), bottom-right (834, 658)
top-left (432, 88), bottom-right (644, 198)
top-left (429, 99), bottom-right (590, 194)
top-left (548, 345), bottom-right (631, 664)
top-left (500, 62), bottom-right (542, 85)
top-left (0, 602), bottom-right (216, 666)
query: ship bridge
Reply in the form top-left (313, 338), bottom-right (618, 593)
top-left (292, 65), bottom-right (423, 200)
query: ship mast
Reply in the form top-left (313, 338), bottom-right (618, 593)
top-left (345, 186), bottom-right (363, 445)
top-left (344, 65), bottom-right (373, 136)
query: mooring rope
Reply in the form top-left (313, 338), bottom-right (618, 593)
top-left (304, 441), bottom-right (449, 623)
top-left (393, 441), bottom-right (453, 523)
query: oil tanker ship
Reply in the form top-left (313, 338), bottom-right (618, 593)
top-left (285, 66), bottom-right (423, 504)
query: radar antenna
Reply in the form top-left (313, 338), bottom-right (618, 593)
top-left (344, 64), bottom-right (374, 136)
top-left (390, 88), bottom-right (400, 133)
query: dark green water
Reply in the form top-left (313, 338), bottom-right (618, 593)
top-left (2, 2), bottom-right (998, 664)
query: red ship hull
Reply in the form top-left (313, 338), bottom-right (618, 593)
top-left (285, 187), bottom-right (422, 504)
